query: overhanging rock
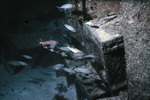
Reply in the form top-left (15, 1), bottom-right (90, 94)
top-left (67, 17), bottom-right (126, 93)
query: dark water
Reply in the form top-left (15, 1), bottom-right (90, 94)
top-left (0, 0), bottom-right (86, 99)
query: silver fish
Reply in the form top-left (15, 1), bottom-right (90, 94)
top-left (49, 44), bottom-right (57, 52)
top-left (58, 46), bottom-right (71, 52)
top-left (52, 64), bottom-right (64, 70)
top-left (85, 21), bottom-right (94, 26)
top-left (57, 4), bottom-right (75, 10)
top-left (82, 78), bottom-right (99, 84)
top-left (67, 46), bottom-right (82, 53)
top-left (8, 61), bottom-right (28, 66)
top-left (79, 54), bottom-right (96, 60)
top-left (84, 55), bottom-right (96, 58)
top-left (63, 68), bottom-right (75, 74)
top-left (63, 22), bottom-right (76, 32)
top-left (71, 52), bottom-right (85, 60)
top-left (75, 68), bottom-right (91, 75)
top-left (50, 44), bottom-right (57, 49)
top-left (21, 54), bottom-right (32, 60)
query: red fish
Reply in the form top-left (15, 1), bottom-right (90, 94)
top-left (40, 40), bottom-right (58, 45)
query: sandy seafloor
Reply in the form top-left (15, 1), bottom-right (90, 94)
top-left (0, 54), bottom-right (78, 100)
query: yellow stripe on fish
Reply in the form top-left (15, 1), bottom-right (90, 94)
top-left (66, 46), bottom-right (82, 53)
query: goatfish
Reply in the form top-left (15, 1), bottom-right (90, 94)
top-left (56, 4), bottom-right (75, 10)
top-left (63, 21), bottom-right (76, 32)
top-left (40, 40), bottom-right (58, 45)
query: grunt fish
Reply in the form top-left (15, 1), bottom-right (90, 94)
top-left (58, 46), bottom-right (71, 52)
top-left (8, 61), bottom-right (28, 66)
top-left (49, 44), bottom-right (57, 52)
top-left (75, 68), bottom-right (91, 75)
top-left (50, 44), bottom-right (57, 49)
top-left (57, 4), bottom-right (75, 10)
top-left (63, 22), bottom-right (76, 32)
top-left (52, 64), bottom-right (64, 70)
top-left (82, 78), bottom-right (100, 84)
top-left (85, 21), bottom-right (94, 26)
top-left (63, 68), bottom-right (76, 74)
top-left (78, 54), bottom-right (96, 60)
top-left (67, 47), bottom-right (82, 53)
top-left (21, 54), bottom-right (32, 60)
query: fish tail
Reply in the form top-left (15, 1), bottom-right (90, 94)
top-left (39, 38), bottom-right (43, 42)
top-left (56, 6), bottom-right (64, 12)
top-left (62, 20), bottom-right (64, 25)
top-left (56, 6), bottom-right (60, 9)
top-left (62, 20), bottom-right (66, 26)
top-left (37, 38), bottom-right (43, 46)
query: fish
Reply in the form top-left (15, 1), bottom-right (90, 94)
top-left (56, 4), bottom-right (75, 10)
top-left (71, 52), bottom-right (85, 60)
top-left (49, 44), bottom-right (57, 49)
top-left (7, 61), bottom-right (28, 66)
top-left (82, 78), bottom-right (100, 84)
top-left (78, 54), bottom-right (96, 60)
top-left (97, 10), bottom-right (110, 20)
top-left (52, 64), bottom-right (64, 70)
top-left (67, 46), bottom-right (82, 53)
top-left (40, 40), bottom-right (58, 45)
top-left (63, 68), bottom-right (76, 74)
top-left (63, 22), bottom-right (76, 32)
top-left (58, 46), bottom-right (71, 52)
top-left (49, 44), bottom-right (57, 52)
top-left (21, 54), bottom-right (32, 60)
top-left (84, 55), bottom-right (96, 58)
top-left (85, 21), bottom-right (94, 26)
top-left (75, 68), bottom-right (91, 75)
top-left (65, 59), bottom-right (87, 66)
top-left (60, 52), bottom-right (68, 57)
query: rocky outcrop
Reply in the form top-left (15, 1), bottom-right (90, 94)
top-left (122, 0), bottom-right (150, 99)
top-left (68, 0), bottom-right (150, 99)
top-left (67, 10), bottom-right (126, 97)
